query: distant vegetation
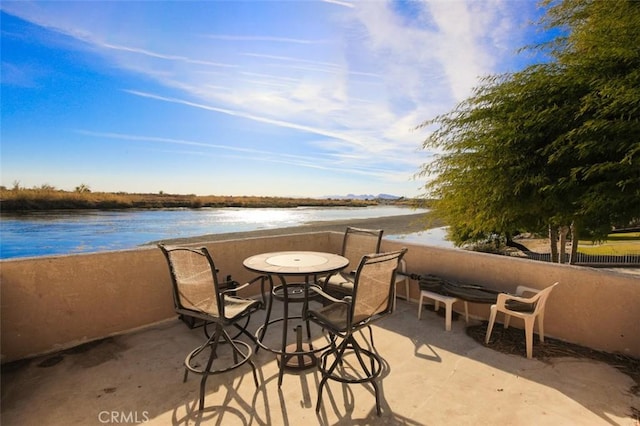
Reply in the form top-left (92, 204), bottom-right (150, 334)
top-left (0, 184), bottom-right (420, 211)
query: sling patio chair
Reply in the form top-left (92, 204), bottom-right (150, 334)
top-left (158, 244), bottom-right (266, 410)
top-left (320, 226), bottom-right (409, 309)
top-left (305, 248), bottom-right (408, 416)
top-left (320, 226), bottom-right (383, 298)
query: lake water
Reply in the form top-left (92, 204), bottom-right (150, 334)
top-left (0, 206), bottom-right (453, 259)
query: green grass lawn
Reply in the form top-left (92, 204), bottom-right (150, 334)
top-left (578, 232), bottom-right (640, 255)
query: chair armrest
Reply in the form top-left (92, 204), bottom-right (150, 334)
top-left (311, 286), bottom-right (352, 306)
top-left (221, 275), bottom-right (268, 306)
top-left (319, 270), bottom-right (354, 288)
top-left (495, 291), bottom-right (541, 309)
top-left (223, 275), bottom-right (263, 292)
top-left (305, 287), bottom-right (352, 331)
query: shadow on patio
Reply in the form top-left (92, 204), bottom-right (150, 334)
top-left (2, 299), bottom-right (637, 426)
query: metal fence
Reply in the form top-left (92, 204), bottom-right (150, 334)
top-left (513, 251), bottom-right (640, 267)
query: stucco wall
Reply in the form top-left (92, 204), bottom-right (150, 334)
top-left (0, 232), bottom-right (334, 362)
top-left (1, 232), bottom-right (638, 363)
top-left (381, 239), bottom-right (640, 358)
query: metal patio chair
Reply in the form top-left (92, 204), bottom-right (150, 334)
top-left (158, 244), bottom-right (265, 410)
top-left (306, 248), bottom-right (408, 416)
top-left (321, 226), bottom-right (409, 308)
top-left (321, 227), bottom-right (383, 297)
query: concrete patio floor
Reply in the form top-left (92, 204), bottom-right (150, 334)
top-left (2, 299), bottom-right (638, 425)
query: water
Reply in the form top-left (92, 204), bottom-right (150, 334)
top-left (0, 206), bottom-right (449, 259)
top-left (386, 226), bottom-right (456, 249)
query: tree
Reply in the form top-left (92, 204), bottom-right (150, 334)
top-left (417, 0), bottom-right (640, 262)
top-left (75, 184), bottom-right (91, 193)
top-left (418, 65), bottom-right (580, 251)
top-left (541, 0), bottom-right (640, 240)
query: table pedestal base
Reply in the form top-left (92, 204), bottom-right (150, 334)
top-left (276, 325), bottom-right (317, 369)
top-left (277, 343), bottom-right (317, 369)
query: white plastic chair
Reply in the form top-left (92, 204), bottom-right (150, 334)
top-left (485, 282), bottom-right (559, 359)
top-left (393, 258), bottom-right (410, 310)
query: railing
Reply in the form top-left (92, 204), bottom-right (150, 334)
top-left (513, 251), bottom-right (640, 267)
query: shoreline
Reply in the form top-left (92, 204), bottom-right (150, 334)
top-left (152, 212), bottom-right (440, 246)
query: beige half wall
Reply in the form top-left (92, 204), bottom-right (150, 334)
top-left (1, 231), bottom-right (638, 363)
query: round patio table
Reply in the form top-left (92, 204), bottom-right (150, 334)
top-left (243, 251), bottom-right (349, 387)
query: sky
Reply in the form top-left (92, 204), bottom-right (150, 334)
top-left (1, 1), bottom-right (547, 198)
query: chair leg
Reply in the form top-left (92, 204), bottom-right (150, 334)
top-left (351, 337), bottom-right (373, 375)
top-left (185, 327), bottom-right (220, 383)
top-left (199, 325), bottom-right (223, 410)
top-left (524, 317), bottom-right (535, 359)
top-left (222, 331), bottom-right (259, 388)
top-left (249, 359), bottom-right (259, 388)
top-left (366, 325), bottom-right (376, 350)
top-left (538, 313), bottom-right (545, 342)
top-left (418, 293), bottom-right (425, 319)
top-left (223, 331), bottom-right (260, 388)
top-left (370, 369), bottom-right (382, 416)
top-left (348, 336), bottom-right (383, 416)
top-left (504, 314), bottom-right (512, 329)
top-left (444, 300), bottom-right (453, 332)
top-left (485, 306), bottom-right (497, 344)
top-left (393, 284), bottom-right (397, 311)
top-left (316, 339), bottom-right (349, 412)
top-left (316, 374), bottom-right (330, 413)
top-left (229, 316), bottom-right (253, 342)
top-left (256, 277), bottom-right (275, 354)
top-left (316, 335), bottom-right (383, 416)
top-left (186, 323), bottom-right (257, 411)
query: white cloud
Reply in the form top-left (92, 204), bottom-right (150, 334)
top-left (2, 0), bottom-right (537, 196)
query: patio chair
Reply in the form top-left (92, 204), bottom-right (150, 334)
top-left (158, 244), bottom-right (265, 410)
top-left (175, 274), bottom-right (244, 338)
top-left (320, 227), bottom-right (383, 298)
top-left (306, 248), bottom-right (408, 416)
top-left (321, 227), bottom-right (409, 308)
top-left (485, 282), bottom-right (559, 359)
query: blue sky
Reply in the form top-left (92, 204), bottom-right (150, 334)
top-left (1, 1), bottom-right (546, 198)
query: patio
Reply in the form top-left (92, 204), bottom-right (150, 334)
top-left (2, 299), bottom-right (638, 425)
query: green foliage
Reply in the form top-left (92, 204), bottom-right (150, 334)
top-left (418, 0), bottom-right (640, 247)
top-left (543, 0), bottom-right (640, 237)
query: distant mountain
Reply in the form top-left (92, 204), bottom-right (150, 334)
top-left (322, 193), bottom-right (402, 200)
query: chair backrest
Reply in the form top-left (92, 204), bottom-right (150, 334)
top-left (351, 249), bottom-right (407, 325)
top-left (341, 227), bottom-right (384, 273)
top-left (158, 245), bottom-right (224, 319)
top-left (517, 282), bottom-right (559, 316)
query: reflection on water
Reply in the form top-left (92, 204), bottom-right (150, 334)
top-left (386, 226), bottom-right (456, 249)
top-left (0, 206), bottom-right (442, 259)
